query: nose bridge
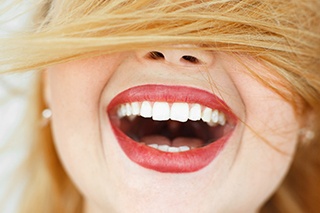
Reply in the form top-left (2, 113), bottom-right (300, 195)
top-left (137, 45), bottom-right (214, 66)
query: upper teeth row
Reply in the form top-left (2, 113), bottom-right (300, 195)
top-left (117, 101), bottom-right (226, 126)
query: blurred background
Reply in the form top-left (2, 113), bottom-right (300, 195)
top-left (0, 1), bottom-right (37, 212)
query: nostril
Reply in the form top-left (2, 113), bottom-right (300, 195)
top-left (141, 49), bottom-right (210, 65)
top-left (181, 55), bottom-right (201, 64)
top-left (148, 51), bottom-right (165, 60)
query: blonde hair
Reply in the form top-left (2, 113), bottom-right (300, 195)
top-left (1, 0), bottom-right (320, 212)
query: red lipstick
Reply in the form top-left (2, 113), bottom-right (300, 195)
top-left (107, 84), bottom-right (237, 173)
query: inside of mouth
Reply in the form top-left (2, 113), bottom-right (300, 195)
top-left (117, 116), bottom-right (229, 149)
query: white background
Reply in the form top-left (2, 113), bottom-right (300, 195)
top-left (0, 1), bottom-right (37, 212)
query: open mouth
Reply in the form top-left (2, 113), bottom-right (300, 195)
top-left (107, 85), bottom-right (237, 173)
top-left (117, 101), bottom-right (228, 151)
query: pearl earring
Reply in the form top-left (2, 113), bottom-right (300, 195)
top-left (41, 108), bottom-right (52, 126)
top-left (300, 128), bottom-right (315, 145)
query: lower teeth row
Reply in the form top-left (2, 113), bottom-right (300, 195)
top-left (147, 144), bottom-right (192, 152)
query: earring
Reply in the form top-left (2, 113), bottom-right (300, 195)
top-left (41, 108), bottom-right (52, 126)
top-left (299, 128), bottom-right (315, 145)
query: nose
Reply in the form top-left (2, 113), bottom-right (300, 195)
top-left (137, 45), bottom-right (214, 66)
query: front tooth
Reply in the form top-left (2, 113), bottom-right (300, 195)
top-left (202, 107), bottom-right (212, 122)
top-left (125, 103), bottom-right (132, 116)
top-left (168, 147), bottom-right (180, 153)
top-left (158, 145), bottom-right (169, 152)
top-left (131, 102), bottom-right (140, 115)
top-left (211, 109), bottom-right (219, 123)
top-left (140, 101), bottom-right (152, 118)
top-left (152, 102), bottom-right (170, 121)
top-left (218, 112), bottom-right (226, 125)
top-left (189, 104), bottom-right (201, 121)
top-left (170, 103), bottom-right (189, 122)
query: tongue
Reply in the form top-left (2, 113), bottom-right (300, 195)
top-left (172, 137), bottom-right (204, 148)
top-left (140, 135), bottom-right (203, 148)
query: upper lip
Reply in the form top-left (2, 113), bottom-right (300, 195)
top-left (107, 84), bottom-right (237, 173)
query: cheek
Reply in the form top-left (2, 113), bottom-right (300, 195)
top-left (45, 56), bottom-right (120, 194)
top-left (233, 69), bottom-right (299, 153)
top-left (219, 54), bottom-right (300, 152)
top-left (219, 57), bottom-right (300, 207)
top-left (47, 59), bottom-right (107, 145)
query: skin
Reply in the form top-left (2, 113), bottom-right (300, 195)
top-left (45, 49), bottom-right (300, 213)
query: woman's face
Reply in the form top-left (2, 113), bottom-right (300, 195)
top-left (46, 49), bottom-right (299, 213)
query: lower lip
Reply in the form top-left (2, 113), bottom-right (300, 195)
top-left (108, 85), bottom-right (236, 173)
top-left (111, 125), bottom-right (232, 173)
